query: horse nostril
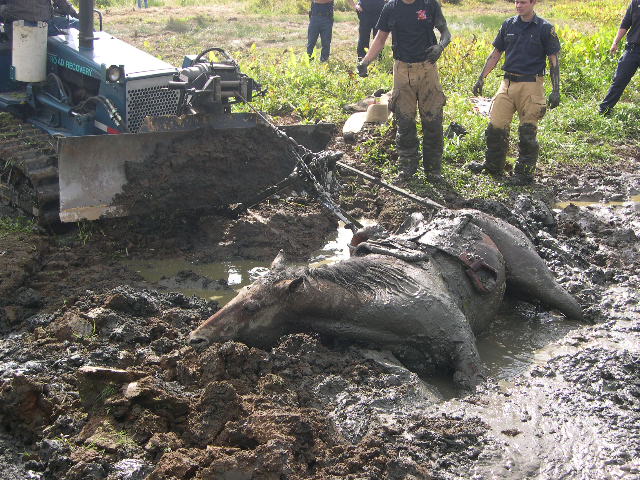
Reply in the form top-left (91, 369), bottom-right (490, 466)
top-left (189, 336), bottom-right (209, 348)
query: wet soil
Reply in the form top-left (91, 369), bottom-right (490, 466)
top-left (0, 134), bottom-right (639, 478)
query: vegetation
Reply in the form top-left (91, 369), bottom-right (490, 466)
top-left (0, 216), bottom-right (37, 236)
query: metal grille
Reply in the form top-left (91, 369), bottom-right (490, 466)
top-left (126, 77), bottom-right (179, 133)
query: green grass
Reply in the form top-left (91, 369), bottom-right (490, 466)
top-left (0, 216), bottom-right (37, 236)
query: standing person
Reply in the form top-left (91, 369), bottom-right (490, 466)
top-left (357, 0), bottom-right (451, 184)
top-left (307, 0), bottom-right (334, 62)
top-left (599, 0), bottom-right (640, 116)
top-left (468, 0), bottom-right (560, 186)
top-left (348, 0), bottom-right (386, 61)
top-left (137, 0), bottom-right (149, 8)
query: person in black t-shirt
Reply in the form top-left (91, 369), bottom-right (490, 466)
top-left (599, 0), bottom-right (640, 115)
top-left (348, 0), bottom-right (386, 60)
top-left (357, 0), bottom-right (451, 184)
top-left (467, 0), bottom-right (560, 186)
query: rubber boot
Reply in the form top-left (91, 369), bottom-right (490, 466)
top-left (394, 114), bottom-right (420, 184)
top-left (467, 124), bottom-right (509, 176)
top-left (510, 123), bottom-right (538, 186)
top-left (422, 117), bottom-right (444, 183)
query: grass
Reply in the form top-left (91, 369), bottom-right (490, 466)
top-left (0, 216), bottom-right (37, 236)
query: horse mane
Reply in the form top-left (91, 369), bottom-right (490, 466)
top-left (306, 255), bottom-right (422, 296)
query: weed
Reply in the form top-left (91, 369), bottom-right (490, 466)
top-left (76, 220), bottom-right (94, 246)
top-left (166, 16), bottom-right (190, 33)
top-left (0, 216), bottom-right (37, 236)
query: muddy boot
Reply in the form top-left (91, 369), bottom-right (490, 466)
top-left (394, 115), bottom-right (420, 183)
top-left (510, 123), bottom-right (539, 186)
top-left (467, 124), bottom-right (509, 176)
top-left (422, 117), bottom-right (444, 184)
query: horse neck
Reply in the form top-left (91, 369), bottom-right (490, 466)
top-left (298, 275), bottom-right (361, 315)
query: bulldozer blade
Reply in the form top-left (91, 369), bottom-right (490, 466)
top-left (57, 122), bottom-right (308, 223)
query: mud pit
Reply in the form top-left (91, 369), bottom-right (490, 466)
top-left (1, 147), bottom-right (639, 478)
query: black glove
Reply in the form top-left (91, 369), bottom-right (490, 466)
top-left (472, 76), bottom-right (484, 96)
top-left (357, 62), bottom-right (368, 78)
top-left (425, 44), bottom-right (444, 64)
top-left (548, 90), bottom-right (560, 109)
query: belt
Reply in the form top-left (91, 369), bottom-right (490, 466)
top-left (504, 73), bottom-right (540, 82)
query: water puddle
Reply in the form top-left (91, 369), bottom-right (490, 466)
top-left (554, 194), bottom-right (640, 209)
top-left (122, 220), bottom-right (375, 304)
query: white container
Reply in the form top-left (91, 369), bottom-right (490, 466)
top-left (12, 20), bottom-right (48, 83)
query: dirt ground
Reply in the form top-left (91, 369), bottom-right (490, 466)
top-left (1, 126), bottom-right (639, 479)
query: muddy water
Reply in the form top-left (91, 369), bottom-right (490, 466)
top-left (122, 220), bottom-right (376, 304)
top-left (121, 257), bottom-right (270, 305)
top-left (554, 193), bottom-right (640, 209)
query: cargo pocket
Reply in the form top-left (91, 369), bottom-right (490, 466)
top-left (388, 89), bottom-right (400, 113)
top-left (526, 95), bottom-right (547, 122)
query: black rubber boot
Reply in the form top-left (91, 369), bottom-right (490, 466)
top-left (467, 124), bottom-right (509, 175)
top-left (510, 123), bottom-right (539, 185)
top-left (422, 117), bottom-right (444, 183)
top-left (394, 114), bottom-right (420, 183)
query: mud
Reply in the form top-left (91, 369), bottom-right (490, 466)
top-left (116, 124), bottom-right (301, 215)
top-left (1, 139), bottom-right (639, 478)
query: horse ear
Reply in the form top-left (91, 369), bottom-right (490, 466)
top-left (287, 277), bottom-right (304, 293)
top-left (271, 250), bottom-right (287, 270)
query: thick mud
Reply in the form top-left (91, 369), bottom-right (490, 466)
top-left (1, 140), bottom-right (639, 478)
top-left (116, 124), bottom-right (301, 215)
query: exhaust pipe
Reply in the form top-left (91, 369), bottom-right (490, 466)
top-left (79, 0), bottom-right (95, 50)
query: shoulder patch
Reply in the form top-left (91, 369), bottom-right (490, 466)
top-left (550, 26), bottom-right (558, 39)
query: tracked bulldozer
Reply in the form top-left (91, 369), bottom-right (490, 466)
top-left (0, 0), bottom-right (334, 224)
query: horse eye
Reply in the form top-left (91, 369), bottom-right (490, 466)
top-left (244, 301), bottom-right (259, 313)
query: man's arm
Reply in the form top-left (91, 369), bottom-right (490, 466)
top-left (610, 28), bottom-right (628, 54)
top-left (425, 3), bottom-right (451, 63)
top-left (358, 30), bottom-right (390, 70)
top-left (472, 48), bottom-right (503, 96)
top-left (548, 53), bottom-right (560, 108)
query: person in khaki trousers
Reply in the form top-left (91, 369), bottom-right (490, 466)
top-left (468, 0), bottom-right (560, 185)
top-left (356, 0), bottom-right (451, 184)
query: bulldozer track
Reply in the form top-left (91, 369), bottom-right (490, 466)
top-left (0, 117), bottom-right (60, 225)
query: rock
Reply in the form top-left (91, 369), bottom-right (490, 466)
top-left (50, 312), bottom-right (94, 341)
top-left (77, 366), bottom-right (146, 383)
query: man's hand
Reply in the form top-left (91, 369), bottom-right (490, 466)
top-left (472, 76), bottom-right (484, 96)
top-left (609, 42), bottom-right (619, 55)
top-left (548, 90), bottom-right (560, 109)
top-left (425, 44), bottom-right (444, 64)
top-left (357, 61), bottom-right (368, 78)
top-left (355, 3), bottom-right (363, 13)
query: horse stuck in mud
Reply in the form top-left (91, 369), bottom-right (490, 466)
top-left (189, 209), bottom-right (583, 389)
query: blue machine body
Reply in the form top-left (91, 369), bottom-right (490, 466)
top-left (0, 15), bottom-right (180, 137)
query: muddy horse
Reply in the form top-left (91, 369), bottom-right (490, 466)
top-left (189, 209), bottom-right (583, 388)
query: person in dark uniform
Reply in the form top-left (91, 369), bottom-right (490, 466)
top-left (599, 0), bottom-right (640, 115)
top-left (356, 0), bottom-right (451, 184)
top-left (307, 0), bottom-right (335, 62)
top-left (348, 0), bottom-right (386, 60)
top-left (468, 0), bottom-right (560, 186)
